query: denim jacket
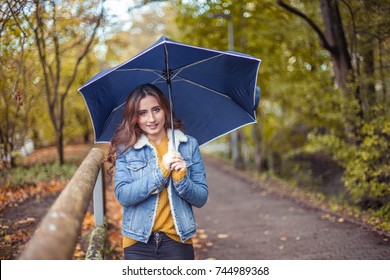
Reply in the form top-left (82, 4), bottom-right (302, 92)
top-left (114, 129), bottom-right (208, 243)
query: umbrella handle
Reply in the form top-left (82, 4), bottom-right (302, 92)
top-left (164, 43), bottom-right (176, 151)
top-left (167, 81), bottom-right (176, 151)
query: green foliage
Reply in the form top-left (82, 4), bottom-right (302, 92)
top-left (306, 105), bottom-right (389, 207)
top-left (344, 115), bottom-right (389, 202)
top-left (1, 161), bottom-right (77, 188)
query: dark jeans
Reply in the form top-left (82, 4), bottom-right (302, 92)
top-left (124, 232), bottom-right (195, 260)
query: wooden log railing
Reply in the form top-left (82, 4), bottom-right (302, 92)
top-left (19, 147), bottom-right (107, 260)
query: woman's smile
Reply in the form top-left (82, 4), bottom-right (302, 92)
top-left (137, 95), bottom-right (166, 143)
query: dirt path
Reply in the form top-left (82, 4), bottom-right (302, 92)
top-left (194, 156), bottom-right (390, 260)
top-left (0, 192), bottom-right (60, 259)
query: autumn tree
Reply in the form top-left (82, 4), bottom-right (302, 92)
top-left (275, 0), bottom-right (389, 209)
top-left (0, 0), bottom-right (38, 168)
top-left (25, 0), bottom-right (104, 164)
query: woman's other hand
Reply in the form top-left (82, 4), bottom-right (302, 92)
top-left (162, 151), bottom-right (187, 171)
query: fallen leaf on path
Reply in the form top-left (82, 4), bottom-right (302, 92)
top-left (15, 217), bottom-right (36, 225)
top-left (0, 180), bottom-right (66, 211)
top-left (81, 212), bottom-right (95, 230)
top-left (217, 233), bottom-right (229, 239)
top-left (4, 234), bottom-right (12, 242)
top-left (321, 213), bottom-right (337, 222)
top-left (73, 244), bottom-right (85, 259)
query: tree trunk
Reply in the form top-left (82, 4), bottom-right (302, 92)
top-left (277, 0), bottom-right (363, 139)
top-left (319, 0), bottom-right (353, 88)
top-left (319, 0), bottom-right (364, 139)
top-left (252, 125), bottom-right (262, 173)
top-left (30, 1), bottom-right (103, 165)
top-left (362, 41), bottom-right (376, 111)
top-left (57, 128), bottom-right (64, 165)
top-left (84, 132), bottom-right (90, 144)
top-left (237, 130), bottom-right (245, 169)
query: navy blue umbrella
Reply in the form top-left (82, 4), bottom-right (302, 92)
top-left (78, 36), bottom-right (261, 146)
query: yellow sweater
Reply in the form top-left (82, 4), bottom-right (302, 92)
top-left (123, 135), bottom-right (192, 248)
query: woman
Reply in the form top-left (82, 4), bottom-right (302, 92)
top-left (107, 83), bottom-right (208, 260)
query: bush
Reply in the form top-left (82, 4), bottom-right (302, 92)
top-left (306, 114), bottom-right (390, 220)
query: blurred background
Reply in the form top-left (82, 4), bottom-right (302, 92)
top-left (1, 0), bottom-right (389, 233)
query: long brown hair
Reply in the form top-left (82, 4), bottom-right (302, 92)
top-left (106, 83), bottom-right (182, 174)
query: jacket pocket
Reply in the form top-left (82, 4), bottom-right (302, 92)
top-left (126, 160), bottom-right (147, 180)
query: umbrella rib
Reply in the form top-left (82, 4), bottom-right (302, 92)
top-left (115, 68), bottom-right (164, 73)
top-left (173, 76), bottom-right (232, 100)
top-left (115, 68), bottom-right (166, 80)
top-left (170, 54), bottom-right (225, 80)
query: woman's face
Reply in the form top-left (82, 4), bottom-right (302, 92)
top-left (137, 95), bottom-right (166, 143)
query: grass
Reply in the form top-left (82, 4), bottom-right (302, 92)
top-left (1, 144), bottom-right (95, 189)
top-left (1, 161), bottom-right (78, 189)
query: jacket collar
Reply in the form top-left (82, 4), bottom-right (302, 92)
top-left (133, 129), bottom-right (188, 150)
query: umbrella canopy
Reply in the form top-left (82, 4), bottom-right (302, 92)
top-left (78, 36), bottom-right (261, 146)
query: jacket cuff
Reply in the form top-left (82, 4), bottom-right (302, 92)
top-left (151, 167), bottom-right (169, 194)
